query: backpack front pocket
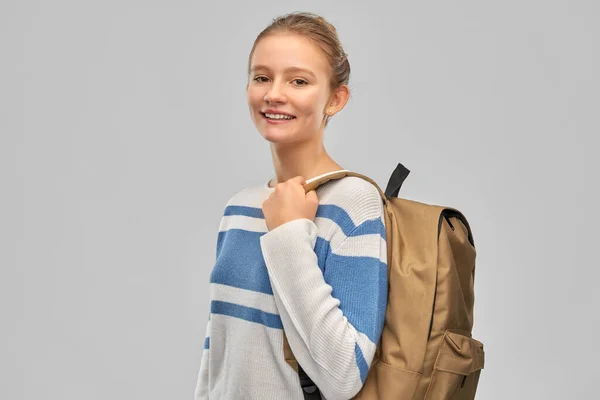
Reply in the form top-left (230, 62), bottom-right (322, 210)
top-left (424, 330), bottom-right (485, 399)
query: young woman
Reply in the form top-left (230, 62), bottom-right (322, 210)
top-left (195, 12), bottom-right (388, 400)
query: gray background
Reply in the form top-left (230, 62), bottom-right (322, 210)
top-left (3, 0), bottom-right (598, 399)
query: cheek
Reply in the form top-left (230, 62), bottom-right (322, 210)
top-left (294, 92), bottom-right (326, 117)
top-left (246, 87), bottom-right (262, 108)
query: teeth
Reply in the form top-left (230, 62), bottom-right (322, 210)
top-left (265, 113), bottom-right (294, 120)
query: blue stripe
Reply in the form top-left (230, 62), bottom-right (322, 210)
top-left (213, 231), bottom-right (331, 295)
top-left (316, 204), bottom-right (386, 240)
top-left (355, 344), bottom-right (369, 383)
top-left (314, 237), bottom-right (330, 273)
top-left (224, 205), bottom-right (264, 219)
top-left (211, 300), bottom-right (283, 329)
top-left (351, 218), bottom-right (387, 241)
top-left (323, 253), bottom-right (388, 343)
top-left (204, 337), bottom-right (210, 349)
top-left (212, 229), bottom-right (274, 294)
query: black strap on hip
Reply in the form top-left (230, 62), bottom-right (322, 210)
top-left (298, 364), bottom-right (321, 399)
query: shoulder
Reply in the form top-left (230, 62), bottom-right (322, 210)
top-left (316, 176), bottom-right (384, 226)
top-left (323, 176), bottom-right (381, 199)
top-left (220, 182), bottom-right (271, 212)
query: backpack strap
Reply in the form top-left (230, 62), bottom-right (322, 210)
top-left (303, 163), bottom-right (411, 201)
top-left (303, 170), bottom-right (388, 205)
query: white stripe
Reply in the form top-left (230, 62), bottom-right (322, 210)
top-left (315, 216), bottom-right (367, 251)
top-left (210, 283), bottom-right (279, 315)
top-left (355, 330), bottom-right (377, 365)
top-left (331, 233), bottom-right (387, 264)
top-left (227, 185), bottom-right (271, 208)
top-left (313, 216), bottom-right (343, 246)
top-left (219, 215), bottom-right (267, 233)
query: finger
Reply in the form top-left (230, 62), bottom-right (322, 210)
top-left (306, 190), bottom-right (318, 202)
top-left (289, 175), bottom-right (306, 185)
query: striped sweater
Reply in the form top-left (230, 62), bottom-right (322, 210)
top-left (194, 172), bottom-right (388, 400)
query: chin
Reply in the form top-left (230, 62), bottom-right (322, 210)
top-left (259, 128), bottom-right (298, 144)
top-left (259, 123), bottom-right (319, 145)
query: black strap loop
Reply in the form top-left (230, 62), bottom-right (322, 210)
top-left (384, 162), bottom-right (411, 198)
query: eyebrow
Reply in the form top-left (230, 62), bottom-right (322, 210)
top-left (250, 65), bottom-right (317, 79)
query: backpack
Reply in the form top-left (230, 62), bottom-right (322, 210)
top-left (283, 162), bottom-right (485, 400)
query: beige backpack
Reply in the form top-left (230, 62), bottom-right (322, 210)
top-left (284, 163), bottom-right (485, 399)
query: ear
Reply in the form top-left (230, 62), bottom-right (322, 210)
top-left (324, 84), bottom-right (350, 117)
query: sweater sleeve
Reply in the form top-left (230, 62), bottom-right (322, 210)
top-left (259, 195), bottom-right (387, 400)
top-left (195, 202), bottom-right (232, 400)
top-left (194, 316), bottom-right (211, 400)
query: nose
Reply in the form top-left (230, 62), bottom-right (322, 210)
top-left (263, 81), bottom-right (287, 104)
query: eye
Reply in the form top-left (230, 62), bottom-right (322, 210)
top-left (253, 76), bottom-right (269, 83)
top-left (292, 78), bottom-right (308, 86)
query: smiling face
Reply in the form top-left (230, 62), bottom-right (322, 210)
top-left (246, 34), bottom-right (334, 145)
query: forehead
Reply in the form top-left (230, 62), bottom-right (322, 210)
top-left (250, 34), bottom-right (330, 77)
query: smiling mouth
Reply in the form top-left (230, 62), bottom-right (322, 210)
top-left (261, 112), bottom-right (296, 121)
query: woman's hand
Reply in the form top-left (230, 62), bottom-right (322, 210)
top-left (262, 176), bottom-right (319, 231)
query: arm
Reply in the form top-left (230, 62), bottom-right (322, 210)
top-left (260, 198), bottom-right (387, 400)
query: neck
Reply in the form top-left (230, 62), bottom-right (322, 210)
top-left (268, 135), bottom-right (343, 187)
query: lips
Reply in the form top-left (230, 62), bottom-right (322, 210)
top-left (260, 111), bottom-right (297, 123)
top-left (261, 112), bottom-right (296, 124)
top-left (261, 109), bottom-right (295, 117)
